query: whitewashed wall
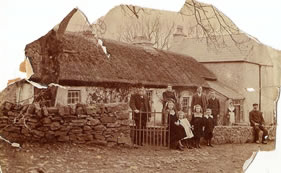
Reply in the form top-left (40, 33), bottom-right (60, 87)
top-left (16, 83), bottom-right (34, 104)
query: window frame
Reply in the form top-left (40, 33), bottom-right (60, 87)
top-left (67, 90), bottom-right (81, 105)
top-left (181, 96), bottom-right (191, 114)
top-left (232, 99), bottom-right (244, 123)
top-left (146, 90), bottom-right (153, 101)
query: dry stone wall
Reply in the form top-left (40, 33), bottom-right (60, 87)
top-left (0, 102), bottom-right (132, 147)
top-left (212, 125), bottom-right (276, 144)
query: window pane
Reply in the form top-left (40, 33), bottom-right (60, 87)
top-left (67, 90), bottom-right (81, 105)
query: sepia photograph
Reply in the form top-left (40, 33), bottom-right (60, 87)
top-left (0, 0), bottom-right (280, 172)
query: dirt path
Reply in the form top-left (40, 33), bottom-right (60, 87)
top-left (0, 141), bottom-right (274, 173)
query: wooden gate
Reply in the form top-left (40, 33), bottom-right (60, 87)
top-left (130, 111), bottom-right (170, 147)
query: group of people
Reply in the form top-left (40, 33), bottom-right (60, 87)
top-left (163, 86), bottom-right (218, 150)
top-left (165, 99), bottom-right (215, 150)
top-left (129, 84), bottom-right (269, 150)
top-left (162, 85), bottom-right (220, 125)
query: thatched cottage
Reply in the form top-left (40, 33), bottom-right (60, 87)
top-left (23, 29), bottom-right (219, 121)
top-left (6, 8), bottom-right (242, 125)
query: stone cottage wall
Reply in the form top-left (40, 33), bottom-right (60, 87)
top-left (212, 125), bottom-right (276, 144)
top-left (0, 102), bottom-right (132, 147)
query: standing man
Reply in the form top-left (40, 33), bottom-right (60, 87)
top-left (191, 86), bottom-right (208, 113)
top-left (162, 85), bottom-right (177, 124)
top-left (207, 91), bottom-right (220, 126)
top-left (249, 103), bottom-right (268, 144)
top-left (129, 84), bottom-right (151, 146)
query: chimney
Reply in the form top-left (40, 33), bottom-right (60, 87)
top-left (133, 35), bottom-right (153, 47)
top-left (173, 25), bottom-right (186, 39)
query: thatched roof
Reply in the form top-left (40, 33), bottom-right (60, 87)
top-left (24, 8), bottom-right (216, 88)
top-left (25, 32), bottom-right (216, 88)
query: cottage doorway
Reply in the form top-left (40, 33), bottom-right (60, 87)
top-left (234, 105), bottom-right (241, 123)
top-left (232, 99), bottom-right (243, 123)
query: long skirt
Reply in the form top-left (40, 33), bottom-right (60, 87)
top-left (169, 125), bottom-right (186, 146)
top-left (229, 112), bottom-right (235, 124)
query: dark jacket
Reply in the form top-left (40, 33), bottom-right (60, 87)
top-left (207, 98), bottom-right (220, 116)
top-left (191, 93), bottom-right (208, 112)
top-left (129, 93), bottom-right (151, 121)
top-left (162, 91), bottom-right (177, 106)
top-left (249, 110), bottom-right (265, 126)
top-left (203, 115), bottom-right (215, 139)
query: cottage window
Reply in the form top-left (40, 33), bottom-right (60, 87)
top-left (67, 90), bottom-right (81, 104)
top-left (181, 97), bottom-right (190, 113)
top-left (146, 90), bottom-right (153, 108)
top-left (146, 90), bottom-right (153, 101)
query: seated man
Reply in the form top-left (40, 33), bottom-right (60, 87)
top-left (249, 103), bottom-right (268, 144)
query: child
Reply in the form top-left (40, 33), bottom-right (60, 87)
top-left (191, 105), bottom-right (204, 148)
top-left (166, 100), bottom-right (186, 151)
top-left (176, 110), bottom-right (194, 149)
top-left (203, 108), bottom-right (215, 147)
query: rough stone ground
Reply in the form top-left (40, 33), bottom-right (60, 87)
top-left (0, 141), bottom-right (274, 173)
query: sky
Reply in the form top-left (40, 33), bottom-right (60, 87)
top-left (0, 0), bottom-right (281, 171)
top-left (0, 0), bottom-right (281, 91)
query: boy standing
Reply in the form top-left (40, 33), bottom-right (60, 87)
top-left (203, 108), bottom-right (215, 147)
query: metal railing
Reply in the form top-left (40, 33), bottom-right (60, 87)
top-left (130, 110), bottom-right (170, 147)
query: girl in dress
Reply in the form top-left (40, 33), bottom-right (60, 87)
top-left (166, 100), bottom-right (187, 151)
top-left (203, 108), bottom-right (215, 147)
top-left (226, 100), bottom-right (236, 126)
top-left (177, 110), bottom-right (194, 149)
top-left (191, 104), bottom-right (204, 148)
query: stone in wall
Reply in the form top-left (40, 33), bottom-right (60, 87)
top-left (86, 118), bottom-right (100, 126)
top-left (100, 116), bottom-right (116, 124)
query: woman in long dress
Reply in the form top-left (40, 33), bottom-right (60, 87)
top-left (226, 100), bottom-right (236, 125)
top-left (165, 100), bottom-right (186, 151)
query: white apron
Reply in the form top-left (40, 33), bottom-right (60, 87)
top-left (228, 106), bottom-right (235, 124)
top-left (178, 118), bottom-right (194, 139)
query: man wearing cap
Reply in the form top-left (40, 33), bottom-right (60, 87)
top-left (191, 86), bottom-right (208, 113)
top-left (207, 91), bottom-right (220, 126)
top-left (129, 85), bottom-right (151, 145)
top-left (249, 103), bottom-right (268, 144)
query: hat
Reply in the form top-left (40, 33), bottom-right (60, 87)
top-left (253, 103), bottom-right (258, 106)
top-left (166, 98), bottom-right (176, 103)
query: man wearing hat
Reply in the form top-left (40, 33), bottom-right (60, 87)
top-left (249, 103), bottom-right (268, 144)
top-left (129, 84), bottom-right (151, 145)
